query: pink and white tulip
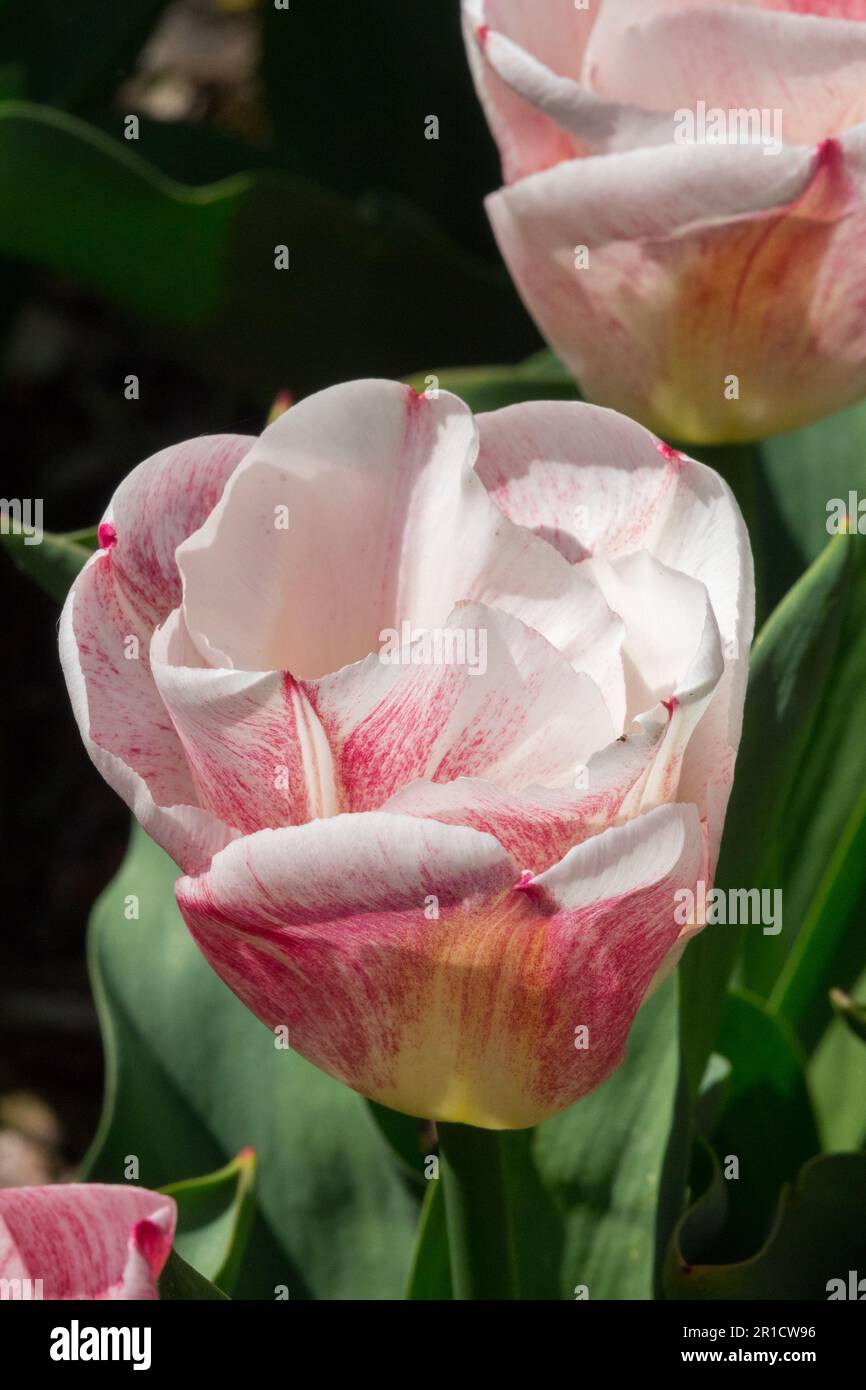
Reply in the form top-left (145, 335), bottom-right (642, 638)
top-left (463, 0), bottom-right (866, 443)
top-left (60, 381), bottom-right (753, 1129)
top-left (0, 1185), bottom-right (175, 1300)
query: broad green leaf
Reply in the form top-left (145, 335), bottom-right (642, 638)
top-left (756, 540), bottom-right (866, 1049)
top-left (158, 1248), bottom-right (229, 1302)
top-left (769, 779), bottom-right (866, 1045)
top-left (762, 397), bottom-right (866, 564)
top-left (665, 1151), bottom-right (866, 1299)
top-left (680, 536), bottom-right (852, 1094)
top-left (405, 1181), bottom-right (452, 1301)
top-left (83, 823), bottom-right (419, 1300)
top-left (365, 1100), bottom-right (428, 1185)
top-left (532, 976), bottom-right (681, 1300)
top-left (1, 525), bottom-right (95, 602)
top-left (160, 1148), bottom-right (256, 1296)
top-left (0, 103), bottom-right (529, 402)
top-left (702, 991), bottom-right (820, 1261)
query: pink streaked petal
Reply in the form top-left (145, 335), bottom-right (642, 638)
top-left (59, 558), bottom-right (238, 874)
top-left (0, 1185), bottom-right (175, 1301)
top-left (381, 720), bottom-right (665, 872)
top-left (100, 434), bottom-right (253, 625)
top-left (107, 1209), bottom-right (175, 1301)
top-left (59, 434), bottom-right (250, 872)
top-left (150, 609), bottom-right (339, 832)
top-left (307, 601), bottom-right (616, 811)
top-left (175, 804), bottom-right (703, 1129)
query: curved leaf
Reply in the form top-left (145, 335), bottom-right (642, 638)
top-left (666, 1152), bottom-right (866, 1300)
top-left (160, 1148), bottom-right (256, 1296)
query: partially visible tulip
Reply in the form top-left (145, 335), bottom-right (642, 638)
top-left (60, 381), bottom-right (753, 1128)
top-left (463, 0), bottom-right (866, 443)
top-left (0, 1185), bottom-right (175, 1300)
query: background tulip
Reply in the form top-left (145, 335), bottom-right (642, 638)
top-left (60, 380), bottom-right (752, 1129)
top-left (462, 0), bottom-right (866, 443)
top-left (0, 1185), bottom-right (175, 1300)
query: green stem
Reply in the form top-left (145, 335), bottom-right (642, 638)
top-left (437, 1122), bottom-right (519, 1300)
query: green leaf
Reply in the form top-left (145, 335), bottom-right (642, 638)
top-left (702, 991), bottom-right (820, 1260)
top-left (665, 1152), bottom-right (866, 1299)
top-left (0, 102), bottom-right (530, 402)
top-left (364, 1100), bottom-right (428, 1185)
top-left (160, 1148), bottom-right (256, 1296)
top-left (680, 536), bottom-right (853, 1095)
top-left (405, 1181), bottom-right (452, 1301)
top-left (762, 397), bottom-right (866, 565)
top-left (756, 540), bottom-right (866, 1050)
top-left (1, 525), bottom-right (94, 602)
top-left (532, 976), bottom-right (681, 1300)
top-left (83, 823), bottom-right (419, 1300)
top-left (158, 1248), bottom-right (229, 1302)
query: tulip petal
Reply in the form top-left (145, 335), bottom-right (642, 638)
top-left (486, 132), bottom-right (866, 442)
top-left (475, 399), bottom-right (753, 861)
top-left (463, 0), bottom-right (674, 178)
top-left (461, 0), bottom-right (598, 180)
top-left (476, 401), bottom-right (751, 720)
top-left (176, 804), bottom-right (703, 1129)
top-left (380, 719), bottom-right (664, 872)
top-left (59, 436), bottom-right (251, 872)
top-left (176, 380), bottom-right (624, 714)
top-left (585, 1), bottom-right (866, 146)
top-left (150, 608), bottom-right (339, 832)
top-left (0, 1185), bottom-right (175, 1300)
top-left (309, 601), bottom-right (616, 809)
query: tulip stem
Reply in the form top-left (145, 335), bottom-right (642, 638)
top-left (437, 1121), bottom-right (519, 1300)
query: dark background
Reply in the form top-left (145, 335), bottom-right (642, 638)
top-left (0, 0), bottom-right (538, 1182)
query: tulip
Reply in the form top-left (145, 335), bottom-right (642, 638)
top-left (60, 381), bottom-right (753, 1129)
top-left (0, 1184), bottom-right (175, 1300)
top-left (462, 0), bottom-right (866, 443)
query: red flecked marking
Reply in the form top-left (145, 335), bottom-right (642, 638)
top-left (513, 870), bottom-right (535, 892)
top-left (477, 23), bottom-right (489, 47)
top-left (662, 696), bottom-right (678, 719)
top-left (655, 441), bottom-right (686, 463)
top-left (131, 1218), bottom-right (164, 1272)
top-left (97, 521), bottom-right (117, 550)
top-left (816, 136), bottom-right (842, 172)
